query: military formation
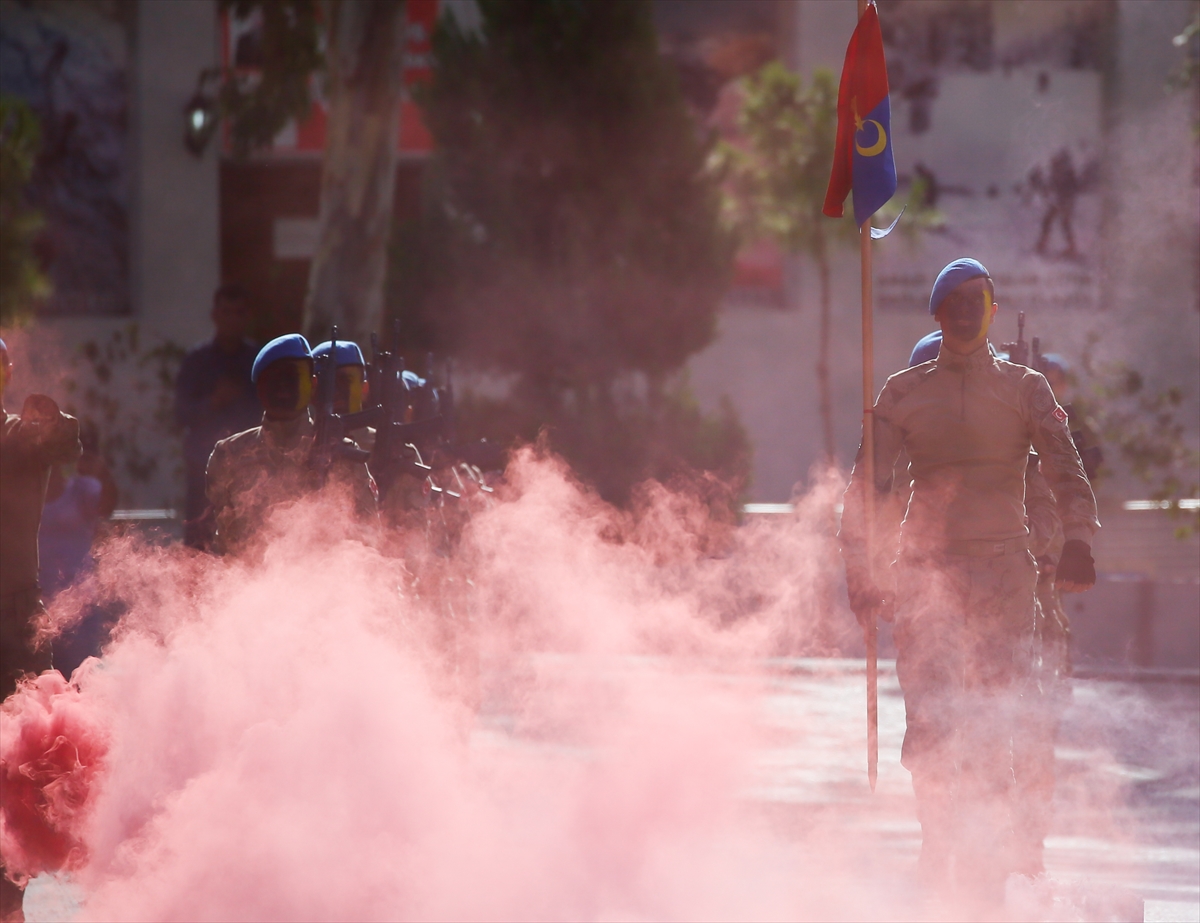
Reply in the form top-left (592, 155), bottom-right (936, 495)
top-left (2, 255), bottom-right (1107, 915)
top-left (0, 326), bottom-right (499, 920)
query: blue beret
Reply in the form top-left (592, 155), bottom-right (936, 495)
top-left (929, 258), bottom-right (990, 315)
top-left (252, 334), bottom-right (312, 383)
top-left (313, 340), bottom-right (365, 367)
top-left (908, 330), bottom-right (942, 367)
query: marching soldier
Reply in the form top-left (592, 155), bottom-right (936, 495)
top-left (205, 334), bottom-right (376, 556)
top-left (0, 337), bottom-right (81, 921)
top-left (841, 259), bottom-right (1099, 899)
top-left (909, 327), bottom-right (1072, 878)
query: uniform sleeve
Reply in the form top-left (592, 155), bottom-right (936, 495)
top-left (205, 439), bottom-right (234, 554)
top-left (1024, 373), bottom-right (1099, 545)
top-left (7, 409), bottom-right (81, 467)
top-left (839, 381), bottom-right (906, 586)
top-left (42, 411), bottom-right (81, 467)
top-left (1025, 455), bottom-right (1063, 560)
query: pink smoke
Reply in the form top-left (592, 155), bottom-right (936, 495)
top-left (3, 448), bottom-right (1169, 921)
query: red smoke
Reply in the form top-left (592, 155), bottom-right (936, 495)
top-left (1, 670), bottom-right (109, 885)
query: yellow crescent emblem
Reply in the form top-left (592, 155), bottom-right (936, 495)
top-left (855, 119), bottom-right (887, 157)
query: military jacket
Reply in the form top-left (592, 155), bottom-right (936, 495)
top-left (1, 406), bottom-right (81, 597)
top-left (206, 411), bottom-right (377, 554)
top-left (841, 342), bottom-right (1098, 582)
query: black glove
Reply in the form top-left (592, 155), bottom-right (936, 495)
top-left (847, 578), bottom-right (889, 628)
top-left (21, 393), bottom-right (60, 423)
top-left (1055, 539), bottom-right (1095, 592)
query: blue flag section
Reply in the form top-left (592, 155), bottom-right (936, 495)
top-left (850, 96), bottom-right (897, 228)
top-left (822, 2), bottom-right (898, 228)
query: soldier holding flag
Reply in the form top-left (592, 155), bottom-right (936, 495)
top-left (840, 260), bottom-right (1099, 896)
top-left (824, 1), bottom-right (1100, 901)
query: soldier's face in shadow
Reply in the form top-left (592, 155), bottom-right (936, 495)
top-left (256, 358), bottom-right (314, 420)
top-left (334, 366), bottom-right (366, 415)
top-left (937, 278), bottom-right (997, 352)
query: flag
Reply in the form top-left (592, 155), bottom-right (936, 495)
top-left (822, 2), bottom-right (897, 227)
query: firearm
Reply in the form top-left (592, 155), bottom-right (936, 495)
top-left (310, 326), bottom-right (372, 482)
top-left (1000, 313), bottom-right (1102, 476)
top-left (1001, 311), bottom-right (1030, 368)
top-left (364, 324), bottom-right (503, 502)
top-left (1000, 311), bottom-right (1050, 374)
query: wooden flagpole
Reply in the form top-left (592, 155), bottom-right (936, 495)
top-left (857, 0), bottom-right (879, 794)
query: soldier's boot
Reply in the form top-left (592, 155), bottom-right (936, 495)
top-left (911, 765), bottom-right (956, 894)
top-left (955, 772), bottom-right (1016, 905)
top-left (1011, 737), bottom-right (1054, 878)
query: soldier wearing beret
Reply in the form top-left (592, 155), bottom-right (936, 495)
top-left (840, 259), bottom-right (1099, 897)
top-left (205, 334), bottom-right (376, 556)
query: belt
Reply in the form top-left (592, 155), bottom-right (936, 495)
top-left (0, 586), bottom-right (43, 620)
top-left (940, 536), bottom-right (1028, 557)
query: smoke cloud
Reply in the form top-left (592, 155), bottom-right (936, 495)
top-left (2, 449), bottom-right (1184, 921)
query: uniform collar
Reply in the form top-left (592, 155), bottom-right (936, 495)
top-left (936, 341), bottom-right (995, 372)
top-left (260, 410), bottom-right (313, 448)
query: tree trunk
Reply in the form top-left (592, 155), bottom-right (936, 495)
top-left (303, 0), bottom-right (405, 345)
top-left (815, 239), bottom-right (836, 465)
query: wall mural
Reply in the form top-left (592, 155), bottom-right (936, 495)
top-left (875, 0), bottom-right (1109, 314)
top-left (0, 0), bottom-right (132, 316)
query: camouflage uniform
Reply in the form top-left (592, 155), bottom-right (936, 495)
top-left (1, 403), bottom-right (81, 697)
top-left (206, 411), bottom-right (377, 555)
top-left (841, 343), bottom-right (1098, 889)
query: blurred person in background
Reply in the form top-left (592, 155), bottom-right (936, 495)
top-left (206, 335), bottom-right (376, 556)
top-left (0, 337), bottom-right (81, 921)
top-left (1039, 353), bottom-right (1103, 481)
top-left (39, 418), bottom-right (119, 678)
top-left (841, 260), bottom-right (1098, 902)
top-left (175, 284), bottom-right (260, 549)
top-left (39, 418), bottom-right (118, 597)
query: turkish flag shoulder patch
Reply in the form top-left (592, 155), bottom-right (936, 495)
top-left (1053, 406), bottom-right (1068, 424)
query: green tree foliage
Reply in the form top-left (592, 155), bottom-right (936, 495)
top-left (1078, 335), bottom-right (1200, 538)
top-left (402, 0), bottom-right (745, 505)
top-left (711, 64), bottom-right (850, 463)
top-left (713, 62), bottom-right (937, 464)
top-left (217, 0), bottom-right (324, 159)
top-left (0, 96), bottom-right (50, 326)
